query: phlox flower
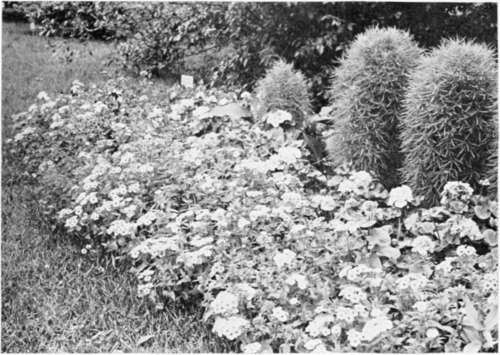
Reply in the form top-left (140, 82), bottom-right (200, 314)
top-left (331, 324), bottom-right (342, 338)
top-left (481, 272), bottom-right (498, 292)
top-left (413, 301), bottom-right (430, 312)
top-left (119, 152), bottom-right (136, 165)
top-left (456, 245), bottom-right (476, 257)
top-left (339, 285), bottom-right (366, 304)
top-left (65, 216), bottom-right (79, 229)
top-left (347, 329), bottom-right (362, 347)
top-left (129, 236), bottom-right (180, 258)
top-left (249, 205), bottom-right (270, 222)
top-left (237, 217), bottom-right (251, 230)
top-left (210, 291), bottom-right (239, 316)
top-left (128, 182), bottom-right (141, 194)
top-left (242, 342), bottom-right (261, 354)
top-left (336, 306), bottom-right (356, 324)
top-left (397, 273), bottom-right (428, 292)
top-left (276, 146), bottom-right (301, 165)
top-left (273, 249), bottom-right (296, 268)
top-left (306, 314), bottom-right (334, 337)
top-left (74, 206), bottom-right (83, 216)
top-left (58, 208), bottom-right (73, 219)
top-left (271, 306), bottom-right (289, 322)
top-left (137, 282), bottom-right (153, 298)
top-left (388, 185), bottom-right (413, 208)
top-left (37, 91), bottom-right (50, 101)
top-left (90, 212), bottom-right (100, 221)
top-left (426, 328), bottom-right (439, 339)
top-left (107, 219), bottom-right (137, 236)
top-left (178, 246), bottom-right (213, 268)
top-left (212, 316), bottom-right (249, 340)
top-left (137, 211), bottom-right (158, 227)
top-left (122, 205), bottom-right (137, 219)
top-left (265, 110), bottom-right (292, 128)
top-left (285, 273), bottom-right (309, 290)
top-left (436, 257), bottom-right (457, 273)
top-left (304, 339), bottom-right (324, 351)
top-left (235, 283), bottom-right (257, 301)
top-left (411, 235), bottom-right (435, 256)
top-left (361, 316), bottom-right (392, 342)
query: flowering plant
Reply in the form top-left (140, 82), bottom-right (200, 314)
top-left (9, 78), bottom-right (498, 353)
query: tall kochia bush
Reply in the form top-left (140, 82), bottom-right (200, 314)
top-left (253, 60), bottom-right (312, 128)
top-left (400, 38), bottom-right (497, 205)
top-left (327, 27), bottom-right (422, 188)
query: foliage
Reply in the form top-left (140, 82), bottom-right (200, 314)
top-left (253, 60), bottom-right (312, 129)
top-left (116, 2), bottom-right (227, 78)
top-left (400, 38), bottom-right (497, 205)
top-left (14, 1), bottom-right (131, 40)
top-left (14, 2), bottom-right (496, 110)
top-left (9, 76), bottom-right (498, 353)
top-left (326, 27), bottom-right (421, 188)
top-left (216, 2), bottom-right (497, 109)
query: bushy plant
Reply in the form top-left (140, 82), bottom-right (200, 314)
top-left (400, 38), bottom-right (497, 205)
top-left (117, 2), bottom-right (227, 78)
top-left (253, 60), bottom-right (312, 129)
top-left (15, 1), bottom-right (131, 40)
top-left (10, 78), bottom-right (498, 353)
top-left (327, 27), bottom-right (421, 188)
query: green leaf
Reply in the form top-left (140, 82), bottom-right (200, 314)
top-left (462, 341), bottom-right (482, 353)
top-left (482, 229), bottom-right (497, 246)
top-left (378, 245), bottom-right (400, 261)
top-left (462, 298), bottom-right (483, 330)
top-left (474, 205), bottom-right (491, 220)
top-left (484, 304), bottom-right (498, 331)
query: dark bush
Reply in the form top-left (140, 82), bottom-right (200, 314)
top-left (400, 38), bottom-right (497, 205)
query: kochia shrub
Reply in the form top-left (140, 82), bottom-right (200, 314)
top-left (400, 38), bottom-right (497, 205)
top-left (253, 60), bottom-right (312, 129)
top-left (327, 27), bottom-right (422, 188)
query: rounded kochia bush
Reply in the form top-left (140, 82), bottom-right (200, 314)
top-left (327, 27), bottom-right (422, 188)
top-left (400, 38), bottom-right (497, 204)
top-left (253, 60), bottom-right (312, 128)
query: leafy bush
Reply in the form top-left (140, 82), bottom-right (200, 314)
top-left (326, 27), bottom-right (421, 188)
top-left (15, 1), bottom-right (131, 40)
top-left (9, 78), bottom-right (498, 353)
top-left (253, 60), bottom-right (312, 129)
top-left (117, 2), bottom-right (227, 78)
top-left (400, 38), bottom-right (497, 205)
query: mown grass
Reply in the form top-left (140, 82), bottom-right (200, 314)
top-left (2, 21), bottom-right (230, 353)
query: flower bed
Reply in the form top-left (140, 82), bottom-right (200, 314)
top-left (8, 78), bottom-right (498, 353)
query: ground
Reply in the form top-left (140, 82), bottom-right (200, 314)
top-left (1, 21), bottom-right (229, 353)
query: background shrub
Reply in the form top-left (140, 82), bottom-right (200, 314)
top-left (400, 38), bottom-right (497, 205)
top-left (253, 60), bottom-right (312, 128)
top-left (14, 1), bottom-right (131, 40)
top-left (13, 2), bottom-right (496, 110)
top-left (117, 2), bottom-right (226, 78)
top-left (326, 27), bottom-right (421, 188)
top-left (217, 2), bottom-right (497, 109)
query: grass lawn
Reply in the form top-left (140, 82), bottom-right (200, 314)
top-left (1, 21), bottom-right (229, 353)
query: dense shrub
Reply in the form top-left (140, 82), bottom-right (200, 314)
top-left (253, 60), bottom-right (312, 129)
top-left (326, 27), bottom-right (421, 188)
top-left (14, 1), bottom-right (131, 40)
top-left (117, 2), bottom-right (227, 78)
top-left (400, 39), bottom-right (497, 205)
top-left (9, 77), bottom-right (498, 353)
